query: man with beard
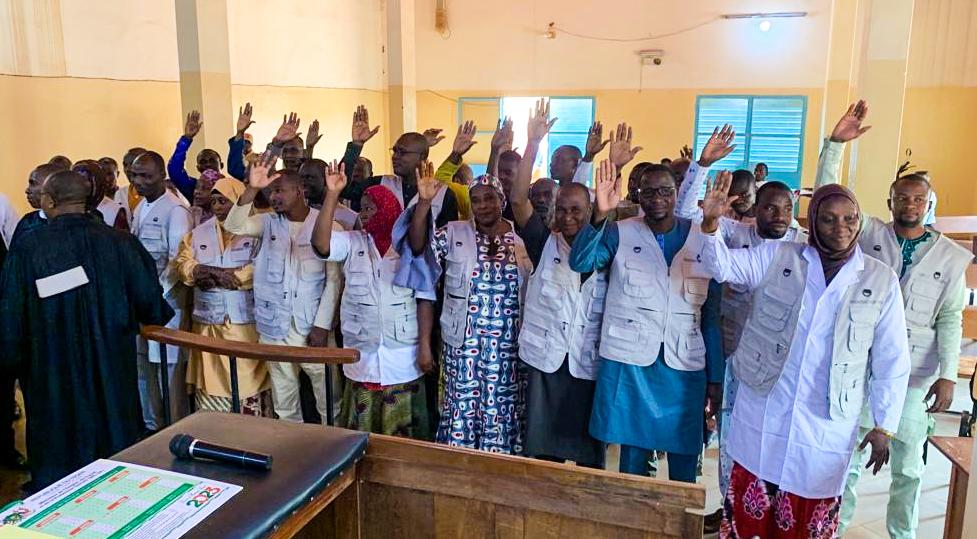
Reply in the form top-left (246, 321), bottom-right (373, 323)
top-left (569, 155), bottom-right (723, 483)
top-left (528, 178), bottom-right (557, 226)
top-left (129, 150), bottom-right (193, 431)
top-left (224, 153), bottom-right (340, 424)
top-left (340, 106), bottom-right (459, 227)
top-left (814, 101), bottom-right (972, 539)
top-left (514, 100), bottom-right (607, 468)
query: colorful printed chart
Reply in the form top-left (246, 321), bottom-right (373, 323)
top-left (0, 460), bottom-right (241, 538)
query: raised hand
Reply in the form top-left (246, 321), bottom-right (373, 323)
top-left (585, 121), bottom-right (610, 161)
top-left (452, 120), bottom-right (478, 156)
top-left (527, 98), bottom-right (557, 144)
top-left (324, 160), bottom-right (347, 194)
top-left (248, 152), bottom-right (281, 190)
top-left (416, 160), bottom-right (439, 202)
top-left (593, 159), bottom-right (620, 217)
top-left (830, 100), bottom-right (871, 143)
top-left (608, 123), bottom-right (643, 168)
top-left (184, 110), bottom-right (203, 139)
top-left (698, 124), bottom-right (736, 167)
top-left (351, 105), bottom-right (380, 145)
top-left (680, 144), bottom-right (693, 160)
top-left (423, 128), bottom-right (446, 147)
top-left (236, 103), bottom-right (254, 135)
top-left (490, 117), bottom-right (514, 152)
top-left (701, 170), bottom-right (738, 233)
top-left (273, 112), bottom-right (301, 144)
top-left (306, 119), bottom-right (323, 151)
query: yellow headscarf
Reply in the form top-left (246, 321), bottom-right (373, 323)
top-left (212, 178), bottom-right (246, 205)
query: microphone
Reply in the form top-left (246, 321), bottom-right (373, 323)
top-left (169, 433), bottom-right (272, 471)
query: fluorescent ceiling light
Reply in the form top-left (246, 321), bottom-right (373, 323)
top-left (722, 11), bottom-right (807, 19)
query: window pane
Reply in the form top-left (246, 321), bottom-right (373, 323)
top-left (694, 133), bottom-right (746, 170)
top-left (748, 136), bottom-right (801, 172)
top-left (470, 164), bottom-right (488, 177)
top-left (751, 97), bottom-right (804, 136)
top-left (548, 133), bottom-right (587, 155)
top-left (695, 97), bottom-right (749, 134)
top-left (549, 97), bottom-right (594, 133)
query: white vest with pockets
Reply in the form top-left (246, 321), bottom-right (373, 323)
top-left (519, 232), bottom-right (607, 380)
top-left (860, 219), bottom-right (972, 387)
top-left (191, 217), bottom-right (258, 325)
top-left (733, 243), bottom-right (896, 420)
top-left (252, 209), bottom-right (327, 340)
top-left (133, 190), bottom-right (189, 298)
top-left (720, 224), bottom-right (808, 356)
top-left (340, 232), bottom-right (419, 354)
top-left (440, 220), bottom-right (533, 349)
top-left (599, 217), bottom-right (711, 369)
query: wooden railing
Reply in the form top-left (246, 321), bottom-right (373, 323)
top-left (140, 325), bottom-right (359, 427)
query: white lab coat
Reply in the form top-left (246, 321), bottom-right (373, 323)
top-left (699, 230), bottom-right (910, 498)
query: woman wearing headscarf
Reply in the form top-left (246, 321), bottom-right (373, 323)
top-left (310, 162), bottom-right (431, 438)
top-left (191, 169), bottom-right (224, 227)
top-left (406, 163), bottom-right (534, 454)
top-left (174, 177), bottom-right (271, 416)
top-left (695, 174), bottom-right (910, 538)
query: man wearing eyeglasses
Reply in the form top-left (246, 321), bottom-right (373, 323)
top-left (339, 106), bottom-right (459, 228)
top-left (568, 159), bottom-right (723, 483)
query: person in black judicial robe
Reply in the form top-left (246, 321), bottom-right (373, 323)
top-left (0, 171), bottom-right (173, 490)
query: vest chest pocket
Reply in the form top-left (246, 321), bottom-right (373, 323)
top-left (754, 290), bottom-right (792, 332)
top-left (300, 259), bottom-right (325, 282)
top-left (622, 258), bottom-right (654, 297)
top-left (683, 278), bottom-right (710, 305)
top-left (228, 244), bottom-right (254, 264)
top-left (906, 277), bottom-right (943, 323)
top-left (345, 270), bottom-right (374, 301)
top-left (196, 242), bottom-right (218, 264)
top-left (444, 257), bottom-right (469, 295)
top-left (847, 303), bottom-right (880, 353)
top-left (263, 253), bottom-right (285, 283)
top-left (139, 223), bottom-right (166, 253)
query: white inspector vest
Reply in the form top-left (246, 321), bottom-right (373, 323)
top-left (133, 190), bottom-right (190, 299)
top-left (859, 218), bottom-right (972, 387)
top-left (733, 242), bottom-right (896, 420)
top-left (599, 217), bottom-right (711, 369)
top-left (440, 220), bottom-right (533, 349)
top-left (719, 224), bottom-right (809, 356)
top-left (519, 232), bottom-right (607, 380)
top-left (252, 209), bottom-right (327, 340)
top-left (381, 175), bottom-right (447, 220)
top-left (190, 217), bottom-right (258, 325)
top-left (340, 232), bottom-right (419, 354)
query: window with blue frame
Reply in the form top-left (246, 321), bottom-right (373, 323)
top-left (693, 95), bottom-right (806, 188)
top-left (457, 96), bottom-right (595, 180)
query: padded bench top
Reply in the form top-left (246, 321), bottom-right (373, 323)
top-left (112, 412), bottom-right (368, 539)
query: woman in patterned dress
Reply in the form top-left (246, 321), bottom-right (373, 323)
top-left (407, 166), bottom-right (533, 454)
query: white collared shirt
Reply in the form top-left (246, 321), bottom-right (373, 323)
top-left (699, 231), bottom-right (910, 498)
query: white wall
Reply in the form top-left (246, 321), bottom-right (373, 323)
top-left (414, 0), bottom-right (832, 90)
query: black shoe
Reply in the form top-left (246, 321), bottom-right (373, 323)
top-left (703, 508), bottom-right (723, 534)
top-left (0, 449), bottom-right (28, 471)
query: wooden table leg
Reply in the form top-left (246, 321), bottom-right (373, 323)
top-left (945, 468), bottom-right (968, 539)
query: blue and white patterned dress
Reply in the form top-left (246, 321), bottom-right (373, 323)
top-left (433, 228), bottom-right (525, 454)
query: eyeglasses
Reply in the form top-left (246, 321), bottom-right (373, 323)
top-left (635, 186), bottom-right (676, 200)
top-left (390, 147), bottom-right (422, 157)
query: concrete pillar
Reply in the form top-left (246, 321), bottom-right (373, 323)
top-left (848, 0), bottom-right (915, 217)
top-left (174, 0), bottom-right (233, 154)
top-left (386, 0), bottom-right (417, 137)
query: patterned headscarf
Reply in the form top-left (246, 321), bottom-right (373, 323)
top-left (363, 185), bottom-right (403, 256)
top-left (468, 174), bottom-right (506, 209)
top-left (807, 184), bottom-right (862, 284)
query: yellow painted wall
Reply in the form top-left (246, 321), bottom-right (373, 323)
top-left (0, 74), bottom-right (388, 215)
top-left (418, 87), bottom-right (824, 187)
top-left (900, 87), bottom-right (977, 216)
